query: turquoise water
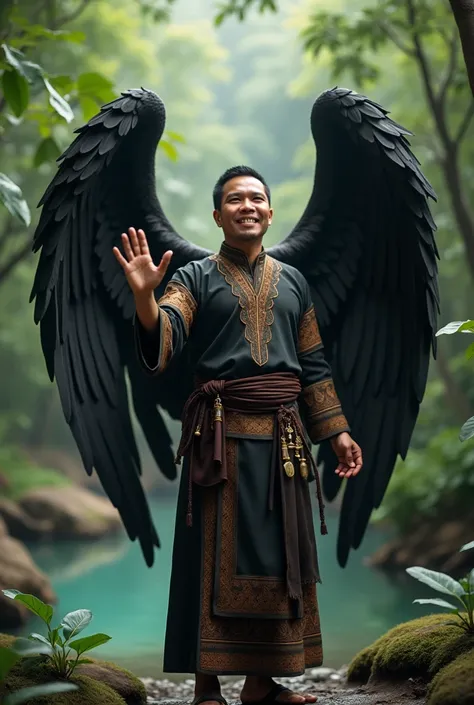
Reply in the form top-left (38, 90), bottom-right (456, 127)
top-left (17, 496), bottom-right (430, 678)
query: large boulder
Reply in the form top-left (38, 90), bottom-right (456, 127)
top-left (19, 486), bottom-right (122, 540)
top-left (0, 520), bottom-right (56, 629)
top-left (369, 512), bottom-right (474, 576)
top-left (348, 613), bottom-right (473, 685)
top-left (1, 633), bottom-right (147, 704)
top-left (0, 496), bottom-right (53, 541)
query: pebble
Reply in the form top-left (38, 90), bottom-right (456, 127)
top-left (142, 666), bottom-right (350, 704)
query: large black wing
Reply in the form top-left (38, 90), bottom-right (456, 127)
top-left (30, 89), bottom-right (211, 565)
top-left (268, 87), bottom-right (439, 567)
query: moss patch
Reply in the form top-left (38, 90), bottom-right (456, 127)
top-left (428, 650), bottom-right (474, 705)
top-left (347, 644), bottom-right (376, 683)
top-left (348, 614), bottom-right (474, 684)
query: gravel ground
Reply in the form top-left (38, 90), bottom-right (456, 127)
top-left (141, 667), bottom-right (427, 705)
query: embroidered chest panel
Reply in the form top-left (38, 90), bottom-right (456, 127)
top-left (209, 253), bottom-right (282, 366)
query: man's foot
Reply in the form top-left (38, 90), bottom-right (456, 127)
top-left (240, 677), bottom-right (317, 704)
top-left (192, 673), bottom-right (227, 705)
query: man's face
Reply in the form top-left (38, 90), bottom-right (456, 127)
top-left (213, 176), bottom-right (273, 241)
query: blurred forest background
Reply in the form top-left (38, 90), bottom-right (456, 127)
top-left (1, 0), bottom-right (474, 673)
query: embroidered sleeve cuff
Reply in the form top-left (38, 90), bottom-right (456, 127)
top-left (158, 280), bottom-right (197, 336)
top-left (134, 308), bottom-right (173, 375)
top-left (298, 305), bottom-right (322, 355)
top-left (302, 379), bottom-right (350, 443)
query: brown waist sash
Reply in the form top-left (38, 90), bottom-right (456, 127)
top-left (175, 371), bottom-right (327, 599)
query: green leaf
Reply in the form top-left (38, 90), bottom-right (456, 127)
top-left (43, 78), bottom-right (74, 122)
top-left (0, 173), bottom-right (31, 225)
top-left (457, 320), bottom-right (474, 333)
top-left (460, 416), bottom-right (474, 442)
top-left (413, 598), bottom-right (458, 610)
top-left (79, 94), bottom-right (100, 122)
top-left (159, 139), bottom-right (178, 161)
top-left (465, 342), bottom-right (474, 360)
top-left (165, 130), bottom-right (185, 143)
top-left (1, 68), bottom-right (29, 117)
top-left (33, 136), bottom-right (61, 168)
top-left (29, 633), bottom-right (51, 647)
top-left (77, 71), bottom-right (115, 103)
top-left (12, 637), bottom-right (53, 657)
top-left (0, 646), bottom-right (20, 680)
top-left (50, 626), bottom-right (62, 647)
top-left (4, 682), bottom-right (78, 705)
top-left (460, 540), bottom-right (474, 552)
top-left (2, 44), bottom-right (43, 84)
top-left (436, 320), bottom-right (470, 336)
top-left (406, 567), bottom-right (465, 597)
top-left (48, 74), bottom-right (75, 94)
top-left (61, 609), bottom-right (93, 641)
top-left (2, 590), bottom-right (53, 624)
top-left (69, 633), bottom-right (111, 655)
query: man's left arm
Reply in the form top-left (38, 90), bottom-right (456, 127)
top-left (297, 298), bottom-right (363, 478)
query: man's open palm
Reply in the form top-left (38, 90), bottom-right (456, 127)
top-left (113, 227), bottom-right (172, 297)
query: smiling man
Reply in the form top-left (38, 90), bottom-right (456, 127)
top-left (116, 165), bottom-right (362, 705)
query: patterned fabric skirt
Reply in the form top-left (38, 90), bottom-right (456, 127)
top-left (163, 411), bottom-right (323, 676)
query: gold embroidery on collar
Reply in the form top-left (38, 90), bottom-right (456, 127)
top-left (298, 306), bottom-right (322, 355)
top-left (158, 281), bottom-right (197, 336)
top-left (210, 253), bottom-right (282, 366)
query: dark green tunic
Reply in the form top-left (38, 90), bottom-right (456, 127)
top-left (135, 241), bottom-right (349, 676)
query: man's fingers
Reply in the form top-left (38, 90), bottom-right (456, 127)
top-left (137, 229), bottom-right (149, 255)
top-left (113, 246), bottom-right (128, 269)
top-left (121, 233), bottom-right (134, 261)
top-left (345, 446), bottom-right (355, 468)
top-left (128, 227), bottom-right (140, 256)
top-left (157, 250), bottom-right (173, 275)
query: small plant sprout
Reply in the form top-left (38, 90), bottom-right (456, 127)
top-left (2, 590), bottom-right (112, 678)
top-left (0, 643), bottom-right (78, 705)
top-left (406, 540), bottom-right (474, 632)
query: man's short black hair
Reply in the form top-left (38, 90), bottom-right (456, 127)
top-left (212, 165), bottom-right (271, 210)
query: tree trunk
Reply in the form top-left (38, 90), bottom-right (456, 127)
top-left (450, 0), bottom-right (474, 97)
top-left (443, 147), bottom-right (474, 278)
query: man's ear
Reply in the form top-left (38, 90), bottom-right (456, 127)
top-left (268, 208), bottom-right (274, 226)
top-left (213, 209), bottom-right (222, 228)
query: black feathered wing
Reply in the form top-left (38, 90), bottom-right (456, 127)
top-left (31, 88), bottom-right (211, 565)
top-left (268, 87), bottom-right (439, 567)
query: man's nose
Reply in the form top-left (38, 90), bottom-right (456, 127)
top-left (239, 199), bottom-right (255, 211)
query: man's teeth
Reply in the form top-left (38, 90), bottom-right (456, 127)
top-left (239, 218), bottom-right (258, 223)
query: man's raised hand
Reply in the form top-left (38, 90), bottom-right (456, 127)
top-left (113, 227), bottom-right (173, 298)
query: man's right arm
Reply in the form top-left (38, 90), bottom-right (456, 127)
top-left (134, 270), bottom-right (198, 375)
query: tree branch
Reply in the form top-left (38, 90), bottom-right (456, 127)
top-left (405, 0), bottom-right (452, 147)
top-left (0, 239), bottom-right (32, 285)
top-left (55, 0), bottom-right (91, 28)
top-left (438, 27), bottom-right (459, 107)
top-left (449, 0), bottom-right (474, 98)
top-left (455, 99), bottom-right (474, 144)
top-left (378, 19), bottom-right (414, 56)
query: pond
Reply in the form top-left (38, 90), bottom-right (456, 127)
top-left (18, 495), bottom-right (431, 679)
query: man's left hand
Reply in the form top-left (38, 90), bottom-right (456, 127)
top-left (330, 432), bottom-right (363, 478)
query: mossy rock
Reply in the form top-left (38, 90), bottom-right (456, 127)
top-left (0, 633), bottom-right (146, 704)
top-left (348, 613), bottom-right (474, 684)
top-left (347, 644), bottom-right (376, 683)
top-left (428, 649), bottom-right (474, 705)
